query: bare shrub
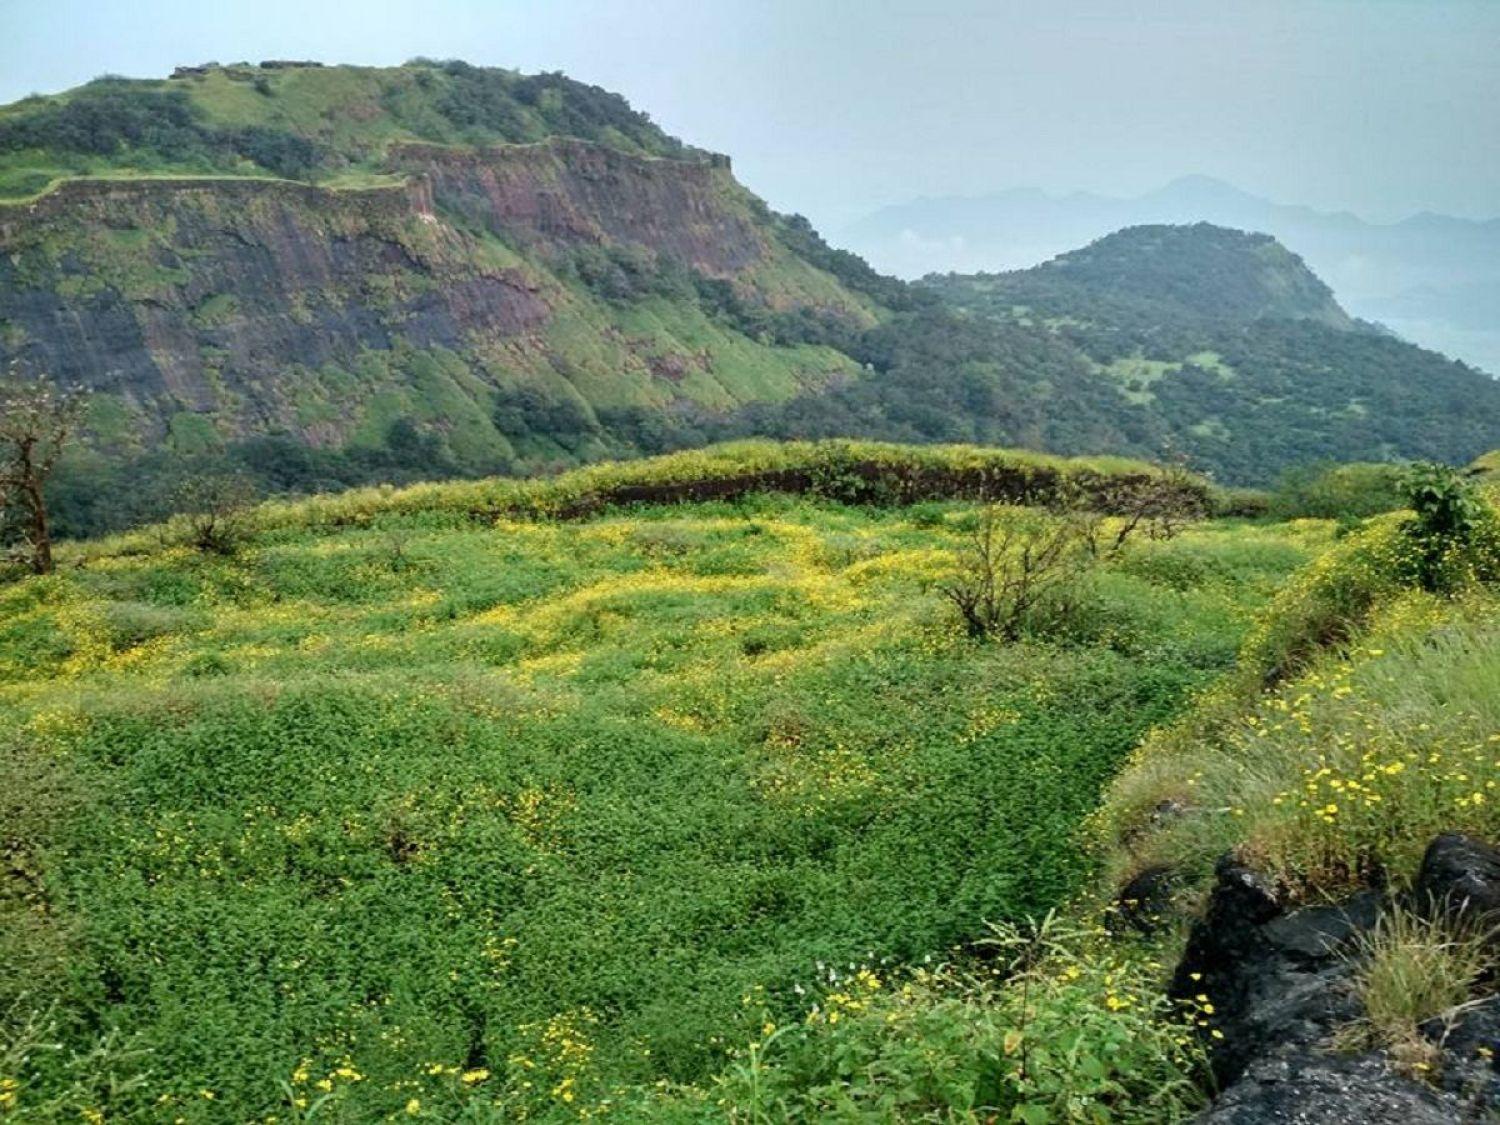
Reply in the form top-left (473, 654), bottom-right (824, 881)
top-left (166, 473), bottom-right (258, 555)
top-left (1069, 460), bottom-right (1206, 561)
top-left (380, 527), bottom-right (413, 572)
top-left (939, 504), bottom-right (1089, 642)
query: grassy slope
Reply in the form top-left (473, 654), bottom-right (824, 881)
top-left (0, 446), bottom-right (1313, 1121)
top-left (1095, 495), bottom-right (1500, 896)
top-left (683, 479), bottom-right (1500, 1121)
top-left (66, 440), bottom-right (1182, 555)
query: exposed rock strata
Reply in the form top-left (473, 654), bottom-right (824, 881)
top-left (0, 140), bottom-right (851, 451)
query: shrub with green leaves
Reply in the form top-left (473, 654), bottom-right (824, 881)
top-left (660, 916), bottom-right (1206, 1123)
top-left (1402, 462), bottom-right (1500, 591)
top-left (1269, 461), bottom-right (1405, 522)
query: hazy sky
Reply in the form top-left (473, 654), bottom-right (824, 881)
top-left (2, 0), bottom-right (1497, 232)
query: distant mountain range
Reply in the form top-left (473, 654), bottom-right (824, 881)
top-left (841, 175), bottom-right (1500, 375)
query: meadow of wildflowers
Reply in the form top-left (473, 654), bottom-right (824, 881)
top-left (653, 472), bottom-right (1500, 1122)
top-left (2, 444), bottom-right (1495, 1121)
top-left (0, 446), bottom-right (1314, 1122)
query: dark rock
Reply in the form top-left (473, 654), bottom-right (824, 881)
top-left (1171, 856), bottom-right (1283, 1071)
top-left (1152, 798), bottom-right (1188, 826)
top-left (1261, 892), bottom-right (1381, 961)
top-left (1189, 856), bottom-right (1283, 953)
top-left (1172, 857), bottom-right (1375, 1086)
top-left (1180, 838), bottom-right (1500, 1120)
top-left (1114, 864), bottom-right (1177, 935)
top-left (1421, 994), bottom-right (1500, 1107)
top-left (1199, 1050), bottom-right (1461, 1123)
top-left (1415, 833), bottom-right (1500, 922)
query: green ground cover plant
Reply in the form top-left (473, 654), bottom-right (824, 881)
top-left (0, 447), bottom-right (1313, 1121)
top-left (669, 474), bottom-right (1500, 1122)
top-left (648, 915), bottom-right (1211, 1123)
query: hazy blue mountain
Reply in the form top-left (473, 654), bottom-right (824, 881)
top-left (842, 176), bottom-right (1500, 374)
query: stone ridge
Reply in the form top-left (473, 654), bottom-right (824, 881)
top-left (389, 138), bottom-right (767, 276)
top-left (0, 174), bottom-right (413, 231)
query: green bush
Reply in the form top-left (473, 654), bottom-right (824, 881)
top-left (1268, 462), bottom-right (1405, 521)
top-left (669, 916), bottom-right (1206, 1122)
top-left (1402, 462), bottom-right (1500, 591)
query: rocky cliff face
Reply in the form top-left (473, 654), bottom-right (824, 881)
top-left (398, 141), bottom-right (765, 276)
top-left (0, 136), bottom-right (863, 466)
top-left (3, 177), bottom-right (532, 436)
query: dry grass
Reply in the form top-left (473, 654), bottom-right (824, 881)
top-left (1336, 906), bottom-right (1494, 1077)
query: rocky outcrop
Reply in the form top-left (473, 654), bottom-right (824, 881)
top-left (1170, 857), bottom-right (1376, 1088)
top-left (395, 139), bottom-right (769, 275)
top-left (1415, 833), bottom-right (1500, 922)
top-left (1114, 864), bottom-right (1178, 935)
top-left (1179, 840), bottom-right (1500, 1122)
top-left (1200, 1051), bottom-right (1459, 1124)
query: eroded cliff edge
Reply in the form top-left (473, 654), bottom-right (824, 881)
top-left (0, 137), bottom-right (868, 465)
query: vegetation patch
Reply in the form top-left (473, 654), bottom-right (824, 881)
top-left (0, 463), bottom-right (1312, 1120)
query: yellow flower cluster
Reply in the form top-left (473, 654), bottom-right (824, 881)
top-left (285, 1055), bottom-right (364, 1108)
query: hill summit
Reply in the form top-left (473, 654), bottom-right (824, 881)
top-left (1024, 222), bottom-right (1356, 329)
top-left (920, 222), bottom-right (1500, 483)
top-left (0, 59), bottom-right (697, 197)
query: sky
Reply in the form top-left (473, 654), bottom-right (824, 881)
top-left (2, 0), bottom-right (1497, 233)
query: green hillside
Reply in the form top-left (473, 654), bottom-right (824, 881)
top-left (988, 222), bottom-right (1354, 328)
top-left (0, 442), bottom-right (1305, 1120)
top-left (920, 225), bottom-right (1500, 483)
top-left (0, 62), bottom-right (893, 538)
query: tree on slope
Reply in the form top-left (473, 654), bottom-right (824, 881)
top-left (0, 373), bottom-right (83, 575)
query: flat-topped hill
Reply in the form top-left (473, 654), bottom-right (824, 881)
top-left (0, 60), bottom-right (698, 199)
